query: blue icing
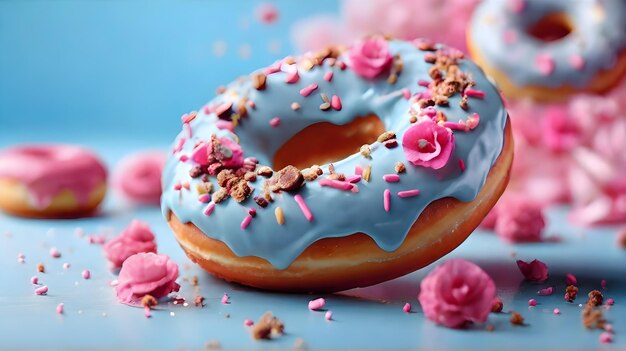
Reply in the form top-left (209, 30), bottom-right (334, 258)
top-left (469, 0), bottom-right (626, 88)
top-left (161, 40), bottom-right (507, 270)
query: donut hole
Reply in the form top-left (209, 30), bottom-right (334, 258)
top-left (526, 13), bottom-right (573, 42)
top-left (273, 115), bottom-right (385, 170)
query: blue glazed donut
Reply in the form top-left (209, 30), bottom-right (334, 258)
top-left (161, 37), bottom-right (512, 292)
top-left (468, 0), bottom-right (626, 102)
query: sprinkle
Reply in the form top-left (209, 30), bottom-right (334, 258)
top-left (323, 71), bottom-right (333, 81)
top-left (537, 287), bottom-right (554, 296)
top-left (31, 276), bottom-right (39, 284)
top-left (80, 269), bottom-right (91, 280)
top-left (345, 175), bottom-right (362, 183)
top-left (270, 116), bottom-right (281, 128)
top-left (605, 324), bottom-right (614, 332)
top-left (325, 311), bottom-right (333, 321)
top-left (459, 159), bottom-right (465, 171)
top-left (418, 79), bottom-right (430, 87)
top-left (421, 106), bottom-right (437, 117)
top-left (285, 69), bottom-right (299, 84)
top-left (355, 165), bottom-right (363, 176)
top-left (291, 102), bottom-right (301, 111)
top-left (204, 203), bottom-right (215, 216)
top-left (331, 95), bottom-right (342, 111)
top-left (308, 298), bottom-right (325, 310)
top-left (215, 120), bottom-right (234, 132)
top-left (294, 194), bottom-right (314, 222)
top-left (275, 207), bottom-right (285, 225)
top-left (601, 279), bottom-right (607, 289)
top-left (403, 303), bottom-right (411, 313)
top-left (606, 298), bottom-right (615, 305)
top-left (221, 293), bottom-right (230, 304)
top-left (35, 285), bottom-right (48, 295)
top-left (570, 55), bottom-right (585, 70)
top-left (174, 183), bottom-right (182, 191)
top-left (179, 155), bottom-right (189, 162)
top-left (401, 88), bottom-right (411, 100)
top-left (566, 273), bottom-right (577, 286)
top-left (198, 194), bottom-right (211, 203)
top-left (528, 299), bottom-right (537, 306)
top-left (464, 89), bottom-right (486, 99)
top-left (56, 303), bottom-right (64, 314)
top-left (600, 332), bottom-right (613, 344)
top-left (536, 54), bottom-right (555, 76)
top-left (17, 253), bottom-right (25, 263)
top-left (319, 178), bottom-right (357, 192)
top-left (553, 308), bottom-right (560, 315)
top-left (244, 319), bottom-right (254, 327)
top-left (181, 111), bottom-right (197, 124)
top-left (383, 189), bottom-right (391, 212)
top-left (299, 83), bottom-right (318, 97)
top-left (182, 182), bottom-right (190, 190)
top-left (397, 189), bottom-right (420, 198)
top-left (49, 247), bottom-right (61, 258)
top-left (183, 123), bottom-right (192, 138)
top-left (240, 214), bottom-right (253, 229)
top-left (383, 174), bottom-right (400, 183)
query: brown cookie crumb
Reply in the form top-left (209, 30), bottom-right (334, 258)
top-left (141, 294), bottom-right (158, 309)
top-left (254, 196), bottom-right (269, 208)
top-left (212, 188), bottom-right (229, 204)
top-left (230, 180), bottom-right (253, 202)
top-left (387, 72), bottom-right (398, 85)
top-left (217, 169), bottom-right (236, 187)
top-left (205, 340), bottom-right (222, 350)
top-left (565, 285), bottom-right (579, 302)
top-left (377, 131), bottom-right (396, 143)
top-left (215, 102), bottom-right (233, 120)
top-left (486, 324), bottom-right (495, 332)
top-left (251, 311), bottom-right (285, 340)
top-left (416, 40), bottom-right (437, 51)
top-left (409, 115), bottom-right (418, 123)
top-left (460, 95), bottom-right (469, 110)
top-left (394, 162), bottom-right (406, 173)
top-left (510, 311), bottom-right (524, 326)
top-left (37, 263), bottom-right (45, 273)
top-left (587, 290), bottom-right (603, 307)
top-left (194, 295), bottom-right (205, 307)
top-left (189, 165), bottom-right (205, 178)
top-left (582, 305), bottom-right (606, 329)
top-left (244, 172), bottom-right (257, 182)
top-left (383, 139), bottom-right (398, 148)
top-left (190, 275), bottom-right (199, 286)
top-left (360, 144), bottom-right (372, 158)
top-left (291, 102), bottom-right (301, 111)
top-left (256, 166), bottom-right (273, 177)
top-left (252, 73), bottom-right (267, 90)
top-left (491, 297), bottom-right (503, 313)
top-left (197, 182), bottom-right (214, 195)
top-left (272, 165), bottom-right (304, 192)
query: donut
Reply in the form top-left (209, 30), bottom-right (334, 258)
top-left (0, 145), bottom-right (107, 218)
top-left (161, 37), bottom-right (513, 292)
top-left (468, 0), bottom-right (626, 102)
top-left (113, 151), bottom-right (166, 206)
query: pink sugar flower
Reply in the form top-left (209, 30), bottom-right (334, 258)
top-left (517, 259), bottom-right (548, 282)
top-left (347, 36), bottom-right (393, 79)
top-left (418, 259), bottom-right (496, 328)
top-left (494, 196), bottom-right (545, 243)
top-left (402, 119), bottom-right (454, 169)
top-left (115, 253), bottom-right (180, 306)
top-left (104, 220), bottom-right (158, 268)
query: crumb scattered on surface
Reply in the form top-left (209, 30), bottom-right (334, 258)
top-left (510, 311), bottom-right (524, 326)
top-left (587, 290), bottom-right (603, 307)
top-left (194, 295), bottom-right (205, 307)
top-left (205, 340), bottom-right (222, 350)
top-left (251, 311), bottom-right (285, 340)
top-left (491, 297), bottom-right (503, 313)
top-left (190, 275), bottom-right (199, 287)
top-left (293, 337), bottom-right (308, 350)
top-left (141, 295), bottom-right (158, 309)
top-left (37, 263), bottom-right (45, 273)
top-left (582, 304), bottom-right (606, 330)
top-left (394, 162), bottom-right (406, 173)
top-left (486, 324), bottom-right (495, 332)
top-left (565, 285), bottom-right (579, 302)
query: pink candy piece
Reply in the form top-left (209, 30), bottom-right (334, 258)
top-left (606, 298), bottom-right (615, 306)
top-left (269, 117), bottom-right (281, 128)
top-left (285, 69), bottom-right (300, 84)
top-left (383, 189), bottom-right (391, 212)
top-left (398, 189), bottom-right (420, 198)
top-left (309, 298), bottom-right (326, 310)
top-left (535, 54), bottom-right (555, 76)
top-left (82, 270), bottom-right (91, 280)
top-left (402, 88), bottom-right (411, 100)
top-left (204, 203), bottom-right (215, 217)
top-left (215, 120), bottom-right (234, 132)
top-left (319, 178), bottom-right (357, 192)
top-left (517, 259), bottom-right (549, 282)
top-left (244, 319), bottom-right (254, 327)
top-left (240, 214), bottom-right (253, 230)
top-left (345, 175), bottom-right (362, 183)
top-left (49, 247), bottom-right (61, 258)
top-left (144, 306), bottom-right (151, 318)
top-left (537, 287), bottom-right (554, 296)
top-left (570, 55), bottom-right (585, 70)
top-left (331, 95), bottom-right (342, 111)
top-left (35, 286), bottom-right (48, 295)
top-left (464, 89), bottom-right (486, 99)
top-left (325, 311), bottom-right (333, 321)
top-left (528, 299), bottom-right (537, 306)
top-left (299, 83), bottom-right (318, 97)
top-left (403, 303), bottom-right (411, 313)
top-left (113, 151), bottom-right (167, 205)
top-left (323, 71), bottom-right (333, 82)
top-left (418, 79), bottom-right (430, 87)
top-left (383, 174), bottom-right (400, 183)
top-left (601, 280), bottom-right (607, 289)
top-left (565, 273), bottom-right (577, 286)
top-left (198, 194), bottom-right (211, 203)
top-left (599, 332), bottom-right (613, 344)
top-left (354, 164), bottom-right (363, 176)
top-left (294, 194), bottom-right (314, 222)
top-left (553, 308), bottom-right (560, 315)
top-left (115, 253), bottom-right (180, 306)
top-left (62, 262), bottom-right (70, 270)
top-left (221, 293), bottom-right (230, 305)
top-left (56, 303), bottom-right (64, 314)
top-left (31, 276), bottom-right (39, 285)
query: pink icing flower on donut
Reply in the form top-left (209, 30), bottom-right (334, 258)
top-left (347, 36), bottom-right (393, 79)
top-left (113, 151), bottom-right (166, 205)
top-left (115, 252), bottom-right (179, 305)
top-left (191, 135), bottom-right (243, 169)
top-left (402, 119), bottom-right (455, 169)
top-left (516, 259), bottom-right (548, 282)
top-left (104, 220), bottom-right (158, 268)
top-left (494, 196), bottom-right (545, 243)
top-left (418, 259), bottom-right (496, 328)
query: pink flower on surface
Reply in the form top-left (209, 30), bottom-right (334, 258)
top-left (402, 119), bottom-right (455, 169)
top-left (541, 105), bottom-right (582, 152)
top-left (418, 259), bottom-right (496, 328)
top-left (113, 151), bottom-right (166, 205)
top-left (104, 220), bottom-right (158, 268)
top-left (347, 36), bottom-right (393, 79)
top-left (516, 259), bottom-right (549, 282)
top-left (494, 196), bottom-right (546, 243)
top-left (115, 253), bottom-right (180, 305)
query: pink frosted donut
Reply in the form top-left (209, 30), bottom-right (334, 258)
top-left (113, 151), bottom-right (166, 205)
top-left (0, 144), bottom-right (107, 218)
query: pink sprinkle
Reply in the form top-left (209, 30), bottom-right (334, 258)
top-left (182, 182), bottom-right (190, 190)
top-left (110, 279), bottom-right (119, 287)
top-left (264, 62), bottom-right (282, 75)
top-left (173, 137), bottom-right (186, 154)
top-left (249, 208), bottom-right (257, 216)
top-left (605, 324), bottom-right (614, 333)
top-left (421, 106), bottom-right (437, 117)
top-left (383, 174), bottom-right (400, 183)
top-left (299, 83), bottom-right (318, 97)
top-left (285, 69), bottom-right (299, 84)
top-left (355, 165), bottom-right (363, 176)
top-left (606, 298), bottom-right (615, 305)
top-left (184, 123), bottom-right (192, 138)
top-left (403, 303), bottom-right (411, 313)
top-left (401, 88), bottom-right (411, 100)
top-left (338, 61), bottom-right (347, 70)
top-left (319, 178), bottom-right (357, 192)
top-left (398, 189), bottom-right (421, 198)
top-left (256, 3), bottom-right (278, 24)
top-left (35, 285), bottom-right (48, 295)
top-left (323, 71), bottom-right (333, 82)
top-left (600, 332), bottom-right (613, 344)
top-left (383, 189), bottom-right (391, 212)
top-left (31, 276), bottom-right (39, 284)
top-left (240, 215), bottom-right (253, 230)
top-left (17, 253), bottom-right (25, 263)
top-left (570, 55), bottom-right (585, 70)
top-left (464, 89), bottom-right (486, 99)
top-left (294, 194), bottom-right (314, 222)
top-left (443, 121), bottom-right (466, 131)
top-left (49, 247), bottom-right (61, 258)
top-left (63, 262), bottom-right (70, 270)
top-left (179, 154), bottom-right (189, 162)
top-left (601, 279), bottom-right (607, 289)
top-left (536, 54), bottom-right (555, 76)
top-left (204, 203), bottom-right (215, 216)
top-left (553, 308), bottom-right (560, 315)
top-left (459, 159), bottom-right (466, 171)
top-left (346, 175), bottom-right (362, 183)
top-left (528, 299), bottom-right (537, 306)
top-left (203, 105), bottom-right (212, 114)
top-left (56, 303), bottom-right (64, 314)
top-left (503, 29), bottom-right (518, 44)
top-left (269, 116), bottom-right (281, 128)
top-left (244, 319), bottom-right (254, 327)
top-left (418, 79), bottom-right (430, 87)
top-left (82, 270), bottom-right (91, 280)
top-left (247, 100), bottom-right (256, 109)
top-left (508, 0), bottom-right (525, 13)
top-left (325, 311), bottom-right (333, 321)
top-left (221, 293), bottom-right (230, 304)
top-left (308, 298), bottom-right (325, 310)
top-left (198, 194), bottom-right (211, 203)
top-left (566, 273), bottom-right (577, 286)
top-left (537, 287), bottom-right (554, 296)
top-left (215, 120), bottom-right (234, 132)
top-left (466, 113), bottom-right (480, 130)
top-left (331, 95), bottom-right (342, 111)
top-left (144, 306), bottom-right (151, 318)
top-left (174, 183), bottom-right (182, 191)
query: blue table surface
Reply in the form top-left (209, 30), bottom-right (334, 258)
top-left (0, 134), bottom-right (625, 350)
